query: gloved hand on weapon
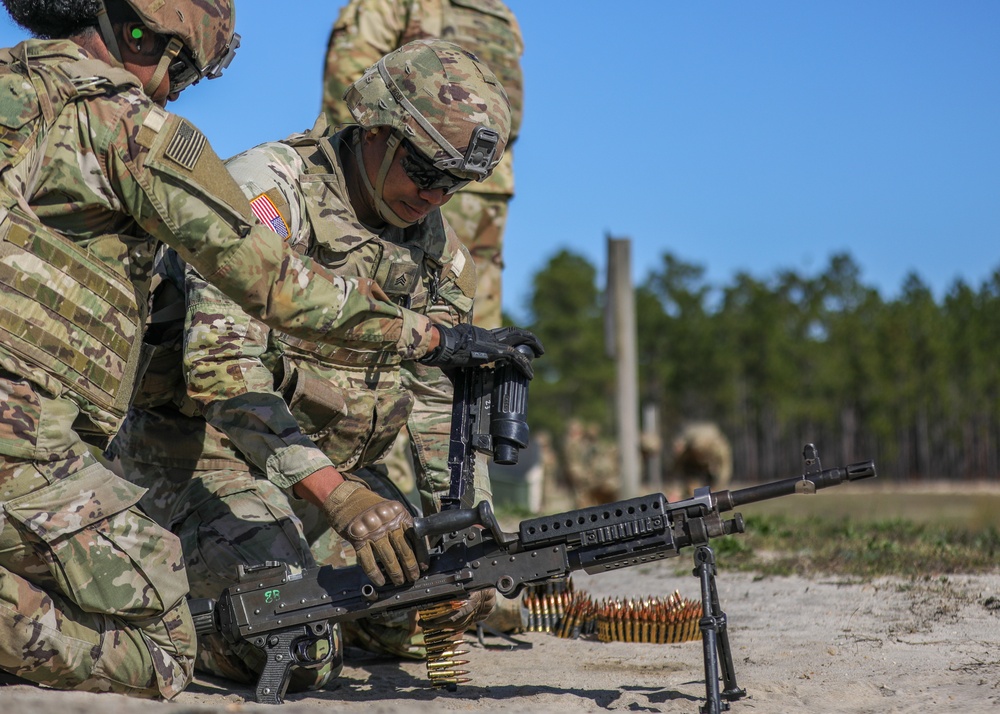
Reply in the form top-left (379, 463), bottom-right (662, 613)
top-left (320, 479), bottom-right (420, 587)
top-left (420, 587), bottom-right (497, 632)
top-left (420, 324), bottom-right (544, 378)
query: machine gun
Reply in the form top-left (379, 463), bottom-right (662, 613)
top-left (190, 443), bottom-right (875, 712)
top-left (441, 342), bottom-right (534, 510)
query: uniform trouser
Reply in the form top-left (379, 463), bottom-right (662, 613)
top-left (0, 448), bottom-right (195, 698)
top-left (440, 192), bottom-right (510, 330)
top-left (115, 457), bottom-right (345, 689)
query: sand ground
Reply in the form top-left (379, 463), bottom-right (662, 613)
top-left (2, 562), bottom-right (997, 714)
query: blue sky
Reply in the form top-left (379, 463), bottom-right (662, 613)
top-left (3, 1), bottom-right (998, 323)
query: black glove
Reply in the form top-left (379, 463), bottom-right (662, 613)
top-left (420, 324), bottom-right (544, 378)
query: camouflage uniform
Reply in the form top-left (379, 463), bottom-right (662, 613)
top-left (0, 36), bottom-right (447, 699)
top-left (671, 422), bottom-right (733, 495)
top-left (115, 118), bottom-right (495, 674)
top-left (560, 420), bottom-right (620, 508)
top-left (322, 0), bottom-right (524, 330)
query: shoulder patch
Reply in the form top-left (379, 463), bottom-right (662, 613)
top-left (164, 120), bottom-right (206, 170)
top-left (144, 105), bottom-right (168, 133)
top-left (453, 249), bottom-right (477, 299)
top-left (249, 192), bottom-right (290, 239)
top-left (450, 248), bottom-right (467, 278)
top-left (136, 104), bottom-right (168, 148)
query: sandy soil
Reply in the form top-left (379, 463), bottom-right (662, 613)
top-left (1, 561), bottom-right (997, 714)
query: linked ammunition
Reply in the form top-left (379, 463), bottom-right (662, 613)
top-left (419, 602), bottom-right (472, 691)
top-left (519, 580), bottom-right (702, 645)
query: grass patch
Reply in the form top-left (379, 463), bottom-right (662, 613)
top-left (713, 513), bottom-right (1000, 577)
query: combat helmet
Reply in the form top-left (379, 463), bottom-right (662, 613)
top-left (345, 38), bottom-right (511, 227)
top-left (96, 0), bottom-right (239, 96)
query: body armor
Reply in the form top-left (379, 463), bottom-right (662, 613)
top-left (0, 44), bottom-right (155, 439)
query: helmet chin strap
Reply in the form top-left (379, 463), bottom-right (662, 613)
top-left (95, 2), bottom-right (183, 97)
top-left (144, 37), bottom-right (184, 97)
top-left (353, 129), bottom-right (415, 229)
top-left (95, 3), bottom-right (124, 66)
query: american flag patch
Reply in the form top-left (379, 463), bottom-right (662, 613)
top-left (250, 193), bottom-right (290, 239)
top-left (164, 121), bottom-right (206, 170)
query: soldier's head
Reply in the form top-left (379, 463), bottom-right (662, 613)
top-left (2, 0), bottom-right (239, 104)
top-left (344, 38), bottom-right (511, 228)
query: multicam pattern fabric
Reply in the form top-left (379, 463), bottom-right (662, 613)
top-left (0, 39), bottom-right (438, 450)
top-left (125, 0), bottom-right (236, 70)
top-left (0, 408), bottom-right (194, 698)
top-left (117, 127), bottom-right (475, 485)
top-left (0, 37), bottom-right (441, 699)
top-left (112, 455), bottom-right (343, 690)
top-left (322, 0), bottom-right (523, 328)
top-left (323, 0), bottom-right (523, 194)
top-left (114, 124), bottom-right (478, 676)
top-left (343, 38), bottom-right (511, 182)
top-left (440, 191), bottom-right (507, 328)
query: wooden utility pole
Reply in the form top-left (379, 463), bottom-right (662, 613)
top-left (606, 235), bottom-right (640, 498)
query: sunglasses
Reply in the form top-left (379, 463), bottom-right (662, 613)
top-left (167, 33), bottom-right (241, 96)
top-left (399, 140), bottom-right (470, 195)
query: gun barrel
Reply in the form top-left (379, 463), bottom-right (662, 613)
top-left (715, 460), bottom-right (876, 511)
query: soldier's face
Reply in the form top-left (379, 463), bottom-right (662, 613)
top-left (362, 129), bottom-right (453, 224)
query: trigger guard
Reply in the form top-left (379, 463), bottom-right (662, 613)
top-left (292, 623), bottom-right (335, 669)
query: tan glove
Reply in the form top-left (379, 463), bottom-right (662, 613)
top-left (420, 588), bottom-right (497, 632)
top-left (321, 481), bottom-right (420, 587)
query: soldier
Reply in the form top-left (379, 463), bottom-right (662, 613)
top-left (322, 0), bottom-right (524, 332)
top-left (322, 0), bottom-right (525, 501)
top-left (672, 421), bottom-right (734, 495)
top-left (560, 419), bottom-right (620, 508)
top-left (0, 0), bottom-right (531, 699)
top-left (113, 39), bottom-right (540, 689)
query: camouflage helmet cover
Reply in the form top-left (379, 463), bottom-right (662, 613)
top-left (345, 38), bottom-right (511, 182)
top-left (123, 0), bottom-right (238, 79)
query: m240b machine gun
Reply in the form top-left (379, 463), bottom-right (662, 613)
top-left (190, 443), bottom-right (876, 712)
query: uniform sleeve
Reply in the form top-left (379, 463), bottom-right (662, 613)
top-left (182, 263), bottom-right (335, 489)
top-left (178, 141), bottom-right (334, 488)
top-left (322, 0), bottom-right (412, 127)
top-left (103, 96), bottom-right (437, 359)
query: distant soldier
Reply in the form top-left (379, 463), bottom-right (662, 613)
top-left (672, 422), bottom-right (733, 495)
top-left (562, 419), bottom-right (620, 507)
top-left (321, 0), bottom-right (524, 331)
top-left (537, 429), bottom-right (573, 512)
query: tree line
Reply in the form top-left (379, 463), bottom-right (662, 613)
top-left (518, 248), bottom-right (1000, 483)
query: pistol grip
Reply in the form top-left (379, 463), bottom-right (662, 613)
top-left (252, 623), bottom-right (335, 705)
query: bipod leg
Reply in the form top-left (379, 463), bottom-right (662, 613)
top-left (693, 545), bottom-right (747, 714)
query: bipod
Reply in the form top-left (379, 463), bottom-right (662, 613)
top-left (693, 545), bottom-right (747, 714)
